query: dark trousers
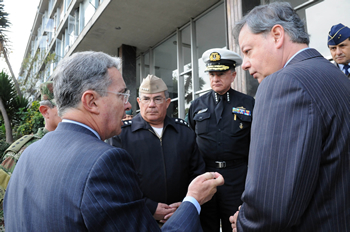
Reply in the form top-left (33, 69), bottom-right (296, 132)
top-left (200, 162), bottom-right (247, 232)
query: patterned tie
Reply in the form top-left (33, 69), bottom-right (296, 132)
top-left (215, 94), bottom-right (224, 124)
top-left (343, 64), bottom-right (350, 76)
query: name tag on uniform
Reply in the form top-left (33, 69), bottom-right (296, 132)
top-left (197, 108), bottom-right (208, 114)
top-left (232, 107), bottom-right (251, 116)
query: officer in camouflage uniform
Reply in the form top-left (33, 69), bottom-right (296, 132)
top-left (0, 81), bottom-right (61, 231)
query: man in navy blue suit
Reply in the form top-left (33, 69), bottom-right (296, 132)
top-left (230, 2), bottom-right (350, 231)
top-left (4, 51), bottom-right (224, 231)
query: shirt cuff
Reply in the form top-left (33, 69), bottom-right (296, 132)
top-left (183, 196), bottom-right (201, 214)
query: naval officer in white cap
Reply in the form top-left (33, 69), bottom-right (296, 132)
top-left (187, 48), bottom-right (255, 232)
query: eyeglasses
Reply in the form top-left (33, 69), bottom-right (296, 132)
top-left (107, 90), bottom-right (130, 104)
top-left (139, 96), bottom-right (166, 104)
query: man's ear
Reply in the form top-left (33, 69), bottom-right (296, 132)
top-left (271, 24), bottom-right (284, 49)
top-left (137, 97), bottom-right (141, 107)
top-left (39, 105), bottom-right (49, 118)
top-left (230, 70), bottom-right (237, 82)
top-left (81, 90), bottom-right (100, 114)
top-left (165, 97), bottom-right (171, 109)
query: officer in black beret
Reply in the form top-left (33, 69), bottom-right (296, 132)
top-left (328, 23), bottom-right (350, 79)
top-left (187, 48), bottom-right (255, 232)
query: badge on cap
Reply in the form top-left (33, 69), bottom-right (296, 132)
top-left (209, 52), bottom-right (221, 62)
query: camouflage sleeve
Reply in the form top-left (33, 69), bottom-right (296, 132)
top-left (1, 150), bottom-right (23, 175)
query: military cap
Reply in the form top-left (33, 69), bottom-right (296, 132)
top-left (40, 81), bottom-right (56, 106)
top-left (328, 23), bottom-right (350, 46)
top-left (139, 74), bottom-right (168, 94)
top-left (202, 48), bottom-right (242, 72)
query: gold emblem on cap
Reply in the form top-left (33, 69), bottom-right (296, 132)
top-left (209, 52), bottom-right (221, 62)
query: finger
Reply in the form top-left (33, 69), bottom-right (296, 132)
top-left (164, 212), bottom-right (174, 220)
top-left (212, 173), bottom-right (224, 186)
top-left (169, 202), bottom-right (181, 208)
top-left (200, 172), bottom-right (216, 181)
top-left (229, 215), bottom-right (235, 223)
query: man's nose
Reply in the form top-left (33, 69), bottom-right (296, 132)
top-left (124, 101), bottom-right (132, 111)
top-left (148, 99), bottom-right (157, 107)
top-left (241, 58), bottom-right (250, 70)
top-left (336, 47), bottom-right (343, 55)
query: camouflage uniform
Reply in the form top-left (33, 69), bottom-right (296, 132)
top-left (0, 81), bottom-right (55, 231)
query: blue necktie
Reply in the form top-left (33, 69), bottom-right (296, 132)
top-left (343, 65), bottom-right (350, 76)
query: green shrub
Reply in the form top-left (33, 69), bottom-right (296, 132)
top-left (0, 125), bottom-right (9, 157)
top-left (13, 101), bottom-right (44, 140)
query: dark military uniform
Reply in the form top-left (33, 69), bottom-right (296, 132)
top-left (188, 88), bottom-right (254, 232)
top-left (109, 113), bottom-right (205, 215)
top-left (0, 127), bottom-right (49, 231)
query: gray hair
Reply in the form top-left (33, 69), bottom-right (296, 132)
top-left (233, 2), bottom-right (309, 45)
top-left (139, 90), bottom-right (170, 99)
top-left (52, 51), bottom-right (121, 117)
top-left (39, 100), bottom-right (55, 109)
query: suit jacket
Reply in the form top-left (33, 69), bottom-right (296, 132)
top-left (237, 48), bottom-right (350, 231)
top-left (4, 122), bottom-right (202, 231)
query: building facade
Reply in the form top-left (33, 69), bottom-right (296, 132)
top-left (20, 0), bottom-right (350, 118)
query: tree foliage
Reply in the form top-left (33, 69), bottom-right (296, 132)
top-left (0, 71), bottom-right (28, 123)
top-left (14, 101), bottom-right (44, 139)
top-left (19, 52), bottom-right (58, 98)
top-left (0, 2), bottom-right (10, 38)
top-left (0, 2), bottom-right (22, 98)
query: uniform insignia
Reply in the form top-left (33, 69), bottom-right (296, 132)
top-left (209, 52), bottom-right (221, 61)
top-left (232, 107), bottom-right (251, 116)
top-left (122, 120), bottom-right (132, 127)
top-left (197, 108), bottom-right (208, 114)
top-left (240, 123), bottom-right (243, 129)
top-left (175, 118), bottom-right (189, 127)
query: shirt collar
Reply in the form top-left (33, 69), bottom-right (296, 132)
top-left (284, 47), bottom-right (311, 68)
top-left (62, 119), bottom-right (101, 140)
top-left (338, 63), bottom-right (350, 69)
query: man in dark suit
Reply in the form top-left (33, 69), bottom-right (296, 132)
top-left (327, 23), bottom-right (350, 79)
top-left (4, 51), bottom-right (224, 231)
top-left (230, 2), bottom-right (350, 231)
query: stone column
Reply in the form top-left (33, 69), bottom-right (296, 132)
top-left (119, 44), bottom-right (137, 115)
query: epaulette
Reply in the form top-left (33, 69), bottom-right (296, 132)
top-left (4, 135), bottom-right (35, 154)
top-left (121, 120), bottom-right (133, 127)
top-left (174, 118), bottom-right (190, 128)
